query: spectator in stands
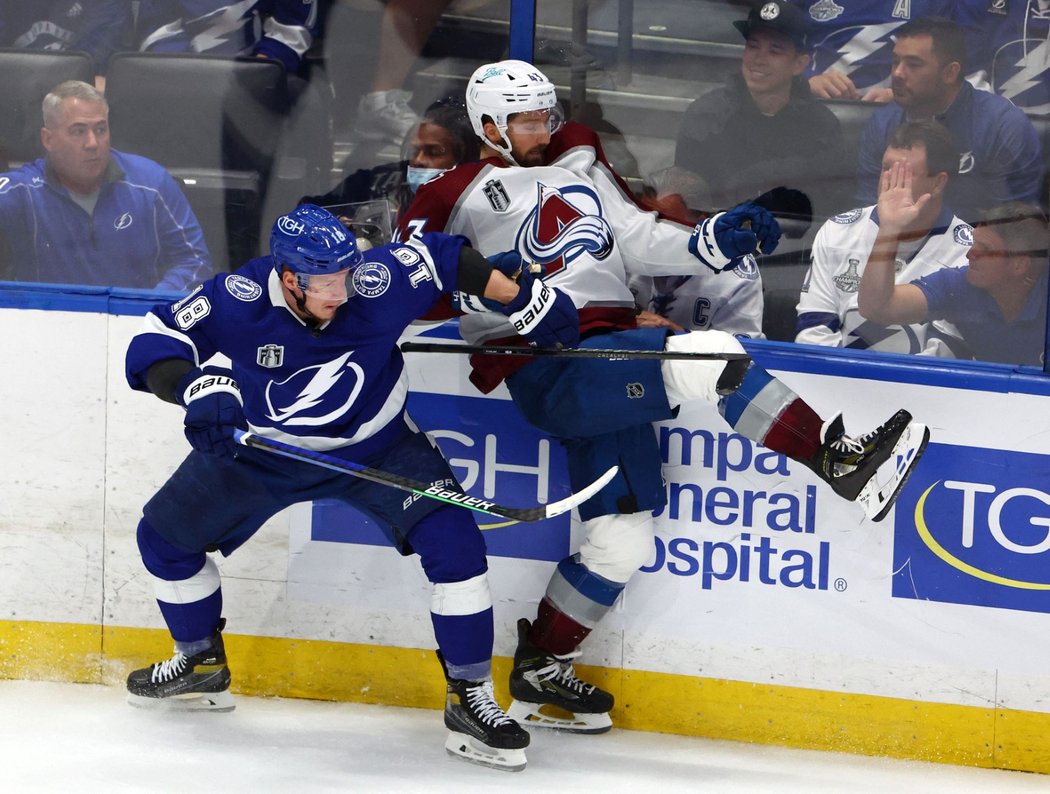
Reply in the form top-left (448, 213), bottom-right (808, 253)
top-left (0, 1), bottom-right (133, 90)
top-left (0, 80), bottom-right (211, 290)
top-left (855, 16), bottom-right (1044, 223)
top-left (301, 97), bottom-right (479, 240)
top-left (797, 120), bottom-right (970, 357)
top-left (859, 185), bottom-right (1048, 367)
top-left (955, 1), bottom-right (1050, 116)
top-left (674, 0), bottom-right (850, 222)
top-left (789, 0), bottom-right (957, 102)
top-left (136, 0), bottom-right (320, 77)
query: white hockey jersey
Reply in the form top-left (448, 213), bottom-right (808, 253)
top-left (796, 205), bottom-right (972, 356)
top-left (397, 122), bottom-right (764, 388)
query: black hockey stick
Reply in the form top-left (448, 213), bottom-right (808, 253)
top-left (233, 430), bottom-right (616, 523)
top-left (400, 341), bottom-right (750, 362)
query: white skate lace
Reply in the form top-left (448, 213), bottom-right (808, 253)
top-left (466, 681), bottom-right (513, 726)
top-left (829, 434), bottom-right (865, 455)
top-left (150, 653), bottom-right (188, 683)
top-left (536, 650), bottom-right (596, 695)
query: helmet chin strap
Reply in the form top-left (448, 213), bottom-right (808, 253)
top-left (488, 127), bottom-right (520, 166)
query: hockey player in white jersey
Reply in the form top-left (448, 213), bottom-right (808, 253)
top-left (397, 60), bottom-right (931, 734)
top-left (123, 204), bottom-right (579, 771)
top-left (796, 120), bottom-right (970, 356)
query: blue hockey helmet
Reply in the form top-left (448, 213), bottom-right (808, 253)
top-left (270, 204), bottom-right (363, 287)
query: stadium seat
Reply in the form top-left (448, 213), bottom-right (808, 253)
top-left (105, 52), bottom-right (330, 273)
top-left (0, 48), bottom-right (95, 168)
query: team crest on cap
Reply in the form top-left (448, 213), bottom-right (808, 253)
top-left (225, 274), bottom-right (263, 301)
top-left (760, 2), bottom-right (780, 20)
top-left (807, 0), bottom-right (844, 22)
top-left (953, 223), bottom-right (974, 247)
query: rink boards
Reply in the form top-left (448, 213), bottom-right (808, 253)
top-left (2, 288), bottom-right (1050, 774)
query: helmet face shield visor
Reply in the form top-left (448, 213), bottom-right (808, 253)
top-left (294, 268), bottom-right (353, 301)
top-left (505, 105), bottom-right (564, 138)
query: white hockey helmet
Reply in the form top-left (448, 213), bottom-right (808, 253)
top-left (466, 59), bottom-right (559, 162)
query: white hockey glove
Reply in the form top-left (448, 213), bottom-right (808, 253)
top-left (688, 202), bottom-right (781, 272)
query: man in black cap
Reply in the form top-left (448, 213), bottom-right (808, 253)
top-left (672, 0), bottom-right (850, 222)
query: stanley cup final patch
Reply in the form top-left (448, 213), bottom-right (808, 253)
top-left (257, 344), bottom-right (284, 368)
top-left (482, 178), bottom-right (511, 212)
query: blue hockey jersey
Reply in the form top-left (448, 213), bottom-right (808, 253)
top-left (126, 232), bottom-right (467, 458)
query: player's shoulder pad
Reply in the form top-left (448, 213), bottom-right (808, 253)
top-left (951, 222), bottom-right (974, 247)
top-left (830, 208), bottom-right (863, 225)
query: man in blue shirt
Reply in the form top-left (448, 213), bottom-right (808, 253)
top-left (858, 157), bottom-right (1047, 367)
top-left (0, 80), bottom-right (211, 291)
top-left (855, 16), bottom-right (1043, 223)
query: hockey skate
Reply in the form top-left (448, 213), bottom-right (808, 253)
top-left (126, 619), bottom-right (234, 712)
top-left (507, 618), bottom-right (614, 734)
top-left (808, 410), bottom-right (930, 523)
top-left (439, 652), bottom-right (530, 772)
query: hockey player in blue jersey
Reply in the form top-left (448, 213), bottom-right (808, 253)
top-left (122, 204), bottom-right (578, 772)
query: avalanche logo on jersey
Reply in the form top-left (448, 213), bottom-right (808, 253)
top-left (515, 182), bottom-right (614, 272)
top-left (264, 352), bottom-right (365, 426)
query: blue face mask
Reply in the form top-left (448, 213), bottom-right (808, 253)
top-left (406, 166), bottom-right (447, 193)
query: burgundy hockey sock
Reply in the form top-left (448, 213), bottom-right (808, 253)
top-left (528, 598), bottom-right (592, 656)
top-left (759, 397), bottom-right (823, 463)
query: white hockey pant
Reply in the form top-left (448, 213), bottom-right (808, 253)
top-left (661, 329), bottom-right (745, 407)
top-left (577, 511), bottom-right (656, 584)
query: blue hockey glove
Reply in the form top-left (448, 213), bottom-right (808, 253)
top-left (500, 268), bottom-right (579, 349)
top-left (688, 202), bottom-right (781, 272)
top-left (177, 366), bottom-right (246, 458)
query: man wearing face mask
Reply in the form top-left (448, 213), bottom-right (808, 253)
top-left (300, 97), bottom-right (480, 238)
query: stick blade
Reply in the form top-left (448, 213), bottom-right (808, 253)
top-left (540, 465), bottom-right (618, 519)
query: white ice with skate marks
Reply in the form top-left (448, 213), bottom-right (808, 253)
top-left (1, 679), bottom-right (1048, 792)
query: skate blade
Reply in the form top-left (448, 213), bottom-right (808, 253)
top-left (858, 422), bottom-right (931, 523)
top-left (444, 731), bottom-right (527, 772)
top-left (127, 688), bottom-right (235, 713)
top-left (507, 699), bottom-right (613, 734)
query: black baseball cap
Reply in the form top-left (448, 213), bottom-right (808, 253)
top-left (733, 1), bottom-right (810, 51)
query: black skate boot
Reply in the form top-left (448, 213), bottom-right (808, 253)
top-left (507, 618), bottom-right (614, 734)
top-left (808, 410), bottom-right (930, 522)
top-left (126, 619), bottom-right (234, 712)
top-left (438, 651), bottom-right (530, 772)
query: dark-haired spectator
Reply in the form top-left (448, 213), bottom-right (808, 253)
top-left (859, 184), bottom-right (1048, 367)
top-left (797, 120), bottom-right (969, 357)
top-left (855, 16), bottom-right (1043, 222)
top-left (789, 0), bottom-right (958, 102)
top-left (0, 80), bottom-right (210, 290)
top-left (675, 0), bottom-right (849, 220)
top-left (302, 98), bottom-right (480, 237)
top-left (137, 0), bottom-right (320, 76)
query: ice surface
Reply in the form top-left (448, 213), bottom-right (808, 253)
top-left (1, 680), bottom-right (1046, 793)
